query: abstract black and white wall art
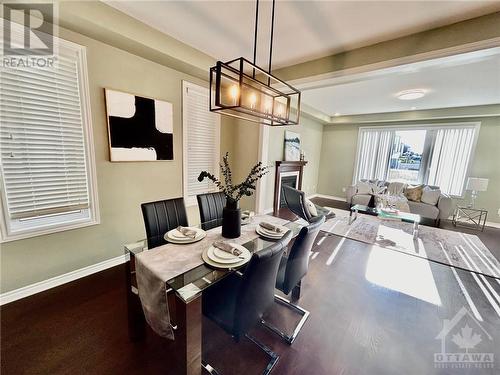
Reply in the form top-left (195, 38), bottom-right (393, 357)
top-left (284, 130), bottom-right (301, 161)
top-left (105, 89), bottom-right (173, 161)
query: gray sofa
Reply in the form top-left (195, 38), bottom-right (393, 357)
top-left (346, 180), bottom-right (453, 223)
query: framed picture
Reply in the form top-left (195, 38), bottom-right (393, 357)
top-left (284, 130), bottom-right (300, 161)
top-left (105, 89), bottom-right (173, 161)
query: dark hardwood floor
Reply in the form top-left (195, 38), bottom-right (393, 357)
top-left (2, 222), bottom-right (500, 374)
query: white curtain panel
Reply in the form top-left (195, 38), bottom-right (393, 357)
top-left (355, 130), bottom-right (393, 182)
top-left (427, 127), bottom-right (476, 196)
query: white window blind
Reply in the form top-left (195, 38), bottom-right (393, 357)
top-left (0, 26), bottom-right (98, 241)
top-left (1, 51), bottom-right (89, 219)
top-left (182, 82), bottom-right (220, 205)
top-left (354, 129), bottom-right (393, 182)
top-left (427, 127), bottom-right (477, 196)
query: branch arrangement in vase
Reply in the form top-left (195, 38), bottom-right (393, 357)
top-left (198, 152), bottom-right (269, 204)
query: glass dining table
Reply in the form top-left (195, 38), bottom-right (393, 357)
top-left (124, 219), bottom-right (304, 375)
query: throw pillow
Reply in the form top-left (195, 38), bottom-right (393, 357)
top-left (421, 186), bottom-right (441, 206)
top-left (387, 181), bottom-right (406, 195)
top-left (304, 198), bottom-right (318, 217)
top-left (356, 181), bottom-right (372, 195)
top-left (404, 184), bottom-right (424, 202)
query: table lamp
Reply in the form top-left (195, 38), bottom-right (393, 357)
top-left (466, 177), bottom-right (488, 208)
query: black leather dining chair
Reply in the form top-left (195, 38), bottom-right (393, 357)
top-left (196, 192), bottom-right (226, 230)
top-left (141, 197), bottom-right (188, 249)
top-left (202, 231), bottom-right (293, 374)
top-left (282, 185), bottom-right (334, 222)
top-left (261, 215), bottom-right (325, 345)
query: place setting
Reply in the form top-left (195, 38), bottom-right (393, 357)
top-left (255, 221), bottom-right (288, 240)
top-left (164, 226), bottom-right (206, 244)
top-left (202, 241), bottom-right (251, 269)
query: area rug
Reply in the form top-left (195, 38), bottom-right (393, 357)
top-left (320, 208), bottom-right (500, 278)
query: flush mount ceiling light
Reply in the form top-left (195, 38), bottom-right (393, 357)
top-left (209, 0), bottom-right (301, 126)
top-left (396, 89), bottom-right (426, 100)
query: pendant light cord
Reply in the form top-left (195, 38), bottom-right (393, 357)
top-left (252, 0), bottom-right (276, 77)
top-left (268, 0), bottom-right (276, 75)
top-left (252, 0), bottom-right (259, 77)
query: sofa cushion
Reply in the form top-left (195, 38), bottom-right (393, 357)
top-left (421, 186), bottom-right (441, 206)
top-left (408, 201), bottom-right (439, 219)
top-left (404, 184), bottom-right (424, 202)
top-left (356, 181), bottom-right (372, 194)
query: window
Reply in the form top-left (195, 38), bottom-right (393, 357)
top-left (353, 123), bottom-right (480, 196)
top-left (182, 81), bottom-right (220, 206)
top-left (0, 34), bottom-right (98, 242)
top-left (387, 130), bottom-right (428, 184)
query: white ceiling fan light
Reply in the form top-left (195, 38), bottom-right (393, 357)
top-left (396, 89), bottom-right (426, 100)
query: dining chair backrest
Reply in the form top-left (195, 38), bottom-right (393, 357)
top-left (282, 185), bottom-right (311, 222)
top-left (141, 198), bottom-right (188, 249)
top-left (233, 230), bottom-right (292, 338)
top-left (197, 192), bottom-right (226, 230)
top-left (280, 215), bottom-right (325, 295)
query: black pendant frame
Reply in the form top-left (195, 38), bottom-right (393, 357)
top-left (209, 57), bottom-right (301, 126)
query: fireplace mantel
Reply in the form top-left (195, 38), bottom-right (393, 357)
top-left (273, 160), bottom-right (308, 215)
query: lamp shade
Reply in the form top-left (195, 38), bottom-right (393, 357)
top-left (466, 177), bottom-right (489, 192)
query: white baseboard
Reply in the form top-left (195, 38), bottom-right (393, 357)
top-left (485, 221), bottom-right (500, 229)
top-left (0, 253), bottom-right (130, 306)
top-left (309, 193), bottom-right (347, 202)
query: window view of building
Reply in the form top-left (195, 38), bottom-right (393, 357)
top-left (387, 130), bottom-right (426, 183)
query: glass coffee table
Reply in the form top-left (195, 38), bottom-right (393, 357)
top-left (349, 204), bottom-right (421, 239)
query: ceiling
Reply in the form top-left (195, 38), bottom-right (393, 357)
top-left (106, 1), bottom-right (500, 69)
top-left (301, 49), bottom-right (500, 116)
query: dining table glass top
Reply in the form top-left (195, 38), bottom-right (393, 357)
top-left (125, 220), bottom-right (304, 303)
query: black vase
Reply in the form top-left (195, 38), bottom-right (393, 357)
top-left (222, 200), bottom-right (241, 239)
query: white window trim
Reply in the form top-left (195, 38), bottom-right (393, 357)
top-left (0, 37), bottom-right (100, 243)
top-left (182, 81), bottom-right (221, 207)
top-left (352, 122), bottom-right (481, 198)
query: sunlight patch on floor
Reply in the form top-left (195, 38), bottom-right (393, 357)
top-left (365, 245), bottom-right (442, 305)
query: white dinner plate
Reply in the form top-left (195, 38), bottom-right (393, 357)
top-left (256, 225), bottom-right (287, 239)
top-left (164, 227), bottom-right (206, 244)
top-left (202, 244), bottom-right (251, 268)
top-left (207, 244), bottom-right (251, 264)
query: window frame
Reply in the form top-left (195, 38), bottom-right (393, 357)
top-left (0, 36), bottom-right (100, 242)
top-left (353, 122), bottom-right (481, 197)
top-left (182, 81), bottom-right (221, 207)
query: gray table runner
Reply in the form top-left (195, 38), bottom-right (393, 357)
top-left (135, 215), bottom-right (289, 339)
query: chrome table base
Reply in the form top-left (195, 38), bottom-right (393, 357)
top-left (261, 295), bottom-right (310, 345)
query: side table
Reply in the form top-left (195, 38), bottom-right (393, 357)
top-left (452, 206), bottom-right (488, 231)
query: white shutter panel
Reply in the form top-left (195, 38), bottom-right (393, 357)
top-left (427, 127), bottom-right (476, 196)
top-left (183, 84), bottom-right (220, 201)
top-left (0, 45), bottom-right (90, 219)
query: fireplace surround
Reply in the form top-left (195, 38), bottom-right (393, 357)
top-left (273, 160), bottom-right (307, 215)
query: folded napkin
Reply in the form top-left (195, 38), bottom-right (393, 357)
top-left (242, 210), bottom-right (254, 219)
top-left (213, 241), bottom-right (242, 256)
top-left (176, 226), bottom-right (197, 239)
top-left (259, 222), bottom-right (283, 233)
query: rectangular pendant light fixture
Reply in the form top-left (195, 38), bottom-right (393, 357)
top-left (209, 57), bottom-right (301, 126)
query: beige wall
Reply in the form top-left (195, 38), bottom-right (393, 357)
top-left (317, 115), bottom-right (500, 223)
top-left (0, 22), bottom-right (218, 293)
top-left (263, 116), bottom-right (324, 211)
